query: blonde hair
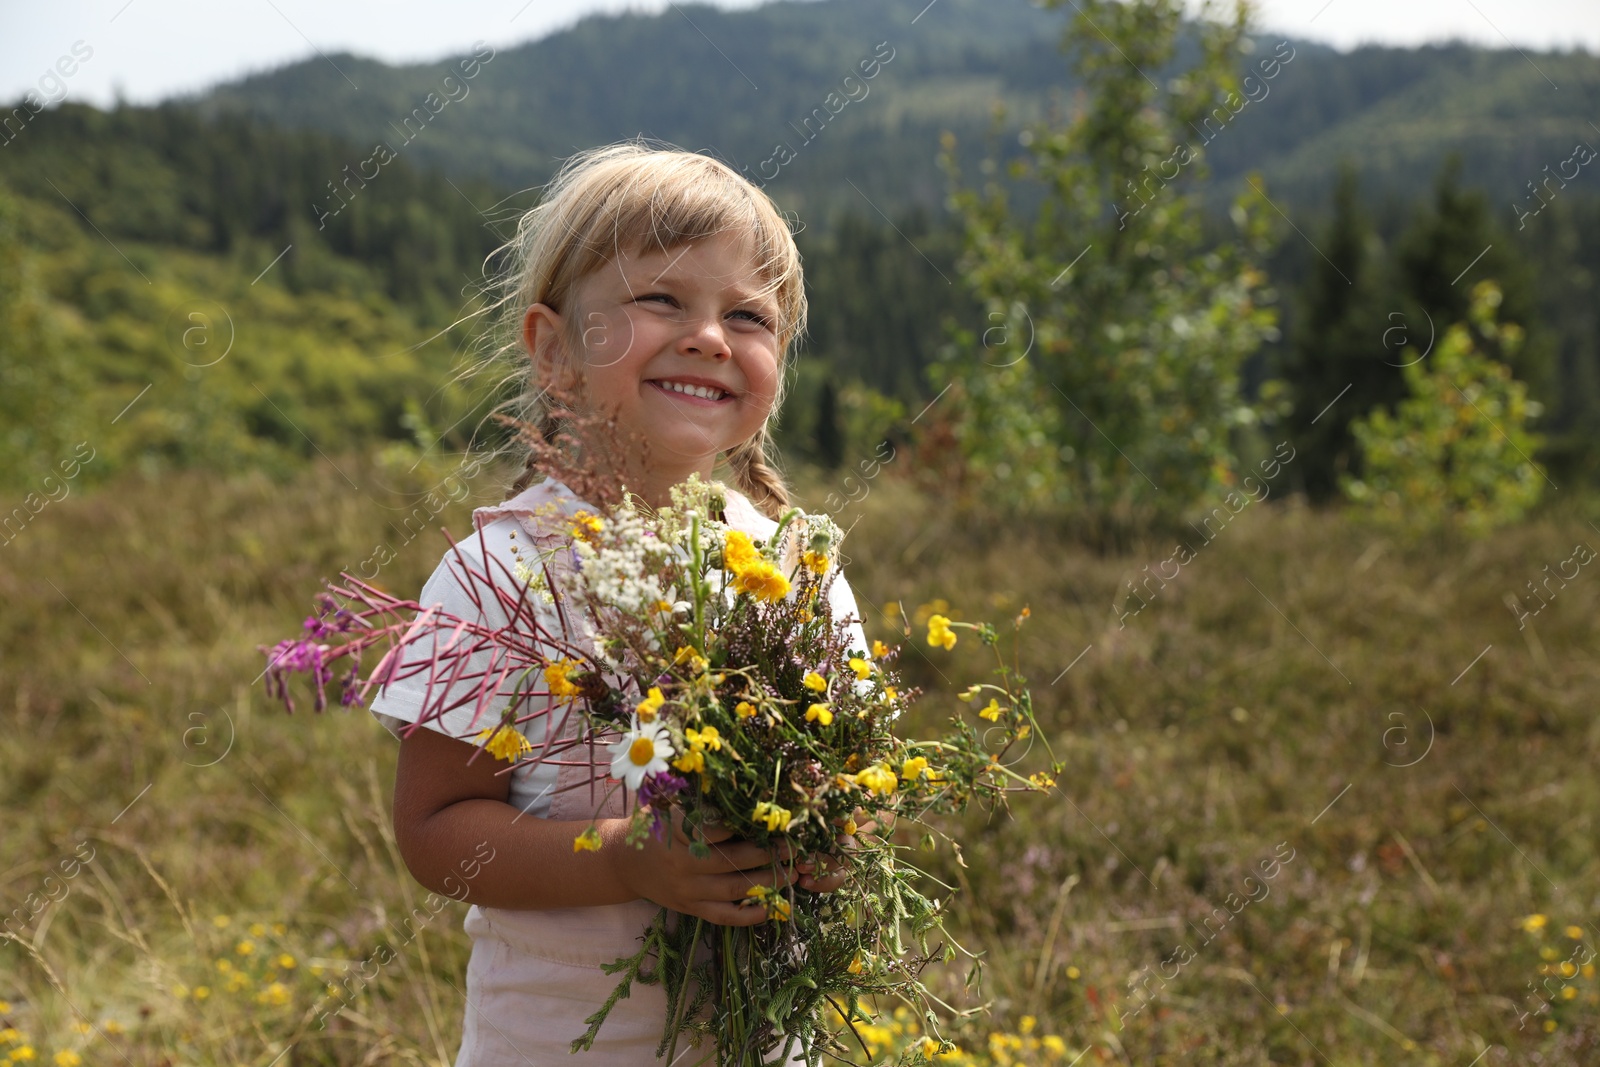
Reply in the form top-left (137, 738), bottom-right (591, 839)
top-left (480, 139), bottom-right (808, 519)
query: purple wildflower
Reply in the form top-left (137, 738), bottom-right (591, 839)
top-left (262, 638), bottom-right (333, 713)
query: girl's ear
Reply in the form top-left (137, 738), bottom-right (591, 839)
top-left (523, 303), bottom-right (575, 390)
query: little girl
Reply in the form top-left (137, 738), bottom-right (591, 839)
top-left (368, 142), bottom-right (872, 1066)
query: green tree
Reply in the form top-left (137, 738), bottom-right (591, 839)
top-left (1394, 156), bottom-right (1548, 399)
top-left (928, 0), bottom-right (1278, 524)
top-left (0, 181), bottom-right (91, 490)
top-left (814, 379), bottom-right (843, 471)
top-left (1283, 165), bottom-right (1401, 500)
top-left (1342, 281), bottom-right (1545, 534)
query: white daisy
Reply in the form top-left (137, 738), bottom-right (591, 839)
top-left (608, 717), bottom-right (673, 790)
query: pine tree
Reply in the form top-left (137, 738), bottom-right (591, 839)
top-left (814, 379), bottom-right (843, 471)
top-left (1283, 165), bottom-right (1402, 500)
top-left (1394, 155), bottom-right (1548, 400)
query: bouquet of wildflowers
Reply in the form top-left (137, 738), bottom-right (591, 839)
top-left (261, 431), bottom-right (1058, 1066)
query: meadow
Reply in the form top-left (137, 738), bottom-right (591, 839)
top-left (1, 456), bottom-right (1597, 1066)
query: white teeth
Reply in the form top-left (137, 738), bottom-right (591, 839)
top-left (657, 380), bottom-right (727, 401)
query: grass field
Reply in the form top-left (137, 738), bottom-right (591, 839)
top-left (2, 457), bottom-right (1597, 1066)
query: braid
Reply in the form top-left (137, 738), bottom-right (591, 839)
top-left (507, 411), bottom-right (563, 496)
top-left (727, 427), bottom-right (791, 521)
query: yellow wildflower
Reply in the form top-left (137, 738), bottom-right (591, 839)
top-left (0, 1033), bottom-right (16, 1046)
top-left (573, 827), bottom-right (603, 853)
top-left (735, 700), bottom-right (757, 719)
top-left (9, 1047), bottom-right (35, 1063)
top-left (803, 671), bottom-right (828, 692)
top-left (256, 982), bottom-right (290, 1007)
top-left (957, 685), bottom-right (980, 702)
top-left (249, 922), bottom-right (267, 936)
top-left (475, 725), bottom-right (533, 762)
top-left (1030, 772), bottom-right (1057, 789)
top-left (856, 763), bottom-right (899, 797)
top-left (843, 817), bottom-right (857, 836)
top-left (53, 1053), bottom-right (81, 1067)
top-left (569, 510), bottom-right (604, 542)
top-left (686, 726), bottom-right (722, 751)
top-left (802, 549), bottom-right (830, 575)
top-left (1521, 913), bottom-right (1549, 933)
top-left (752, 801), bottom-right (792, 833)
top-left (545, 659), bottom-right (582, 698)
top-left (902, 756), bottom-right (928, 780)
top-left (673, 645), bottom-right (710, 674)
top-left (235, 939), bottom-right (255, 956)
top-left (636, 686), bottom-right (666, 722)
top-left (871, 639), bottom-right (890, 658)
top-left (192, 986), bottom-right (210, 1000)
top-left (884, 686), bottom-right (898, 700)
top-left (1020, 1015), bottom-right (1036, 1034)
top-left (744, 883), bottom-right (792, 921)
top-left (806, 703), bottom-right (834, 726)
top-left (848, 657), bottom-right (872, 680)
top-left (672, 749), bottom-right (705, 775)
top-left (277, 953), bottom-right (296, 969)
top-left (1566, 925), bottom-right (1584, 939)
top-left (979, 698), bottom-right (1003, 721)
top-left (723, 529), bottom-right (760, 567)
top-left (848, 953), bottom-right (864, 974)
top-left (1042, 1035), bottom-right (1066, 1055)
top-left (926, 614), bottom-right (956, 650)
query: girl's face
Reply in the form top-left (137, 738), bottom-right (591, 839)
top-left (524, 231), bottom-right (783, 498)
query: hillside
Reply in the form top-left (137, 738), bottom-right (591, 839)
top-left (181, 0), bottom-right (1599, 214)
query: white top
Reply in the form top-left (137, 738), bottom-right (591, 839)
top-left (369, 477), bottom-right (872, 820)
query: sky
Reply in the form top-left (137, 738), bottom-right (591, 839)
top-left (3, 0), bottom-right (1597, 110)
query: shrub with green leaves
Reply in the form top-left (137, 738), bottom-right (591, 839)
top-left (928, 0), bottom-right (1279, 523)
top-left (1341, 280), bottom-right (1545, 534)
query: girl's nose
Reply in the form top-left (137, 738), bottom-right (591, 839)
top-left (679, 317), bottom-right (732, 361)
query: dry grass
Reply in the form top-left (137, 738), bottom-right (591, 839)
top-left (2, 459), bottom-right (1597, 1066)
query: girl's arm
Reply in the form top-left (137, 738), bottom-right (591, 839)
top-left (393, 727), bottom-right (830, 925)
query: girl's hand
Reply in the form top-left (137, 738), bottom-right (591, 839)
top-left (794, 806), bottom-right (889, 894)
top-left (605, 807), bottom-right (798, 926)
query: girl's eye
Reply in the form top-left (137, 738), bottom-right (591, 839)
top-left (639, 293), bottom-right (678, 307)
top-left (731, 309), bottom-right (775, 329)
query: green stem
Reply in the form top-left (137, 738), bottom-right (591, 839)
top-left (664, 914), bottom-right (702, 1067)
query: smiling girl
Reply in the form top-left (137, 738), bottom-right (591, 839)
top-left (367, 142), bottom-right (869, 1065)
